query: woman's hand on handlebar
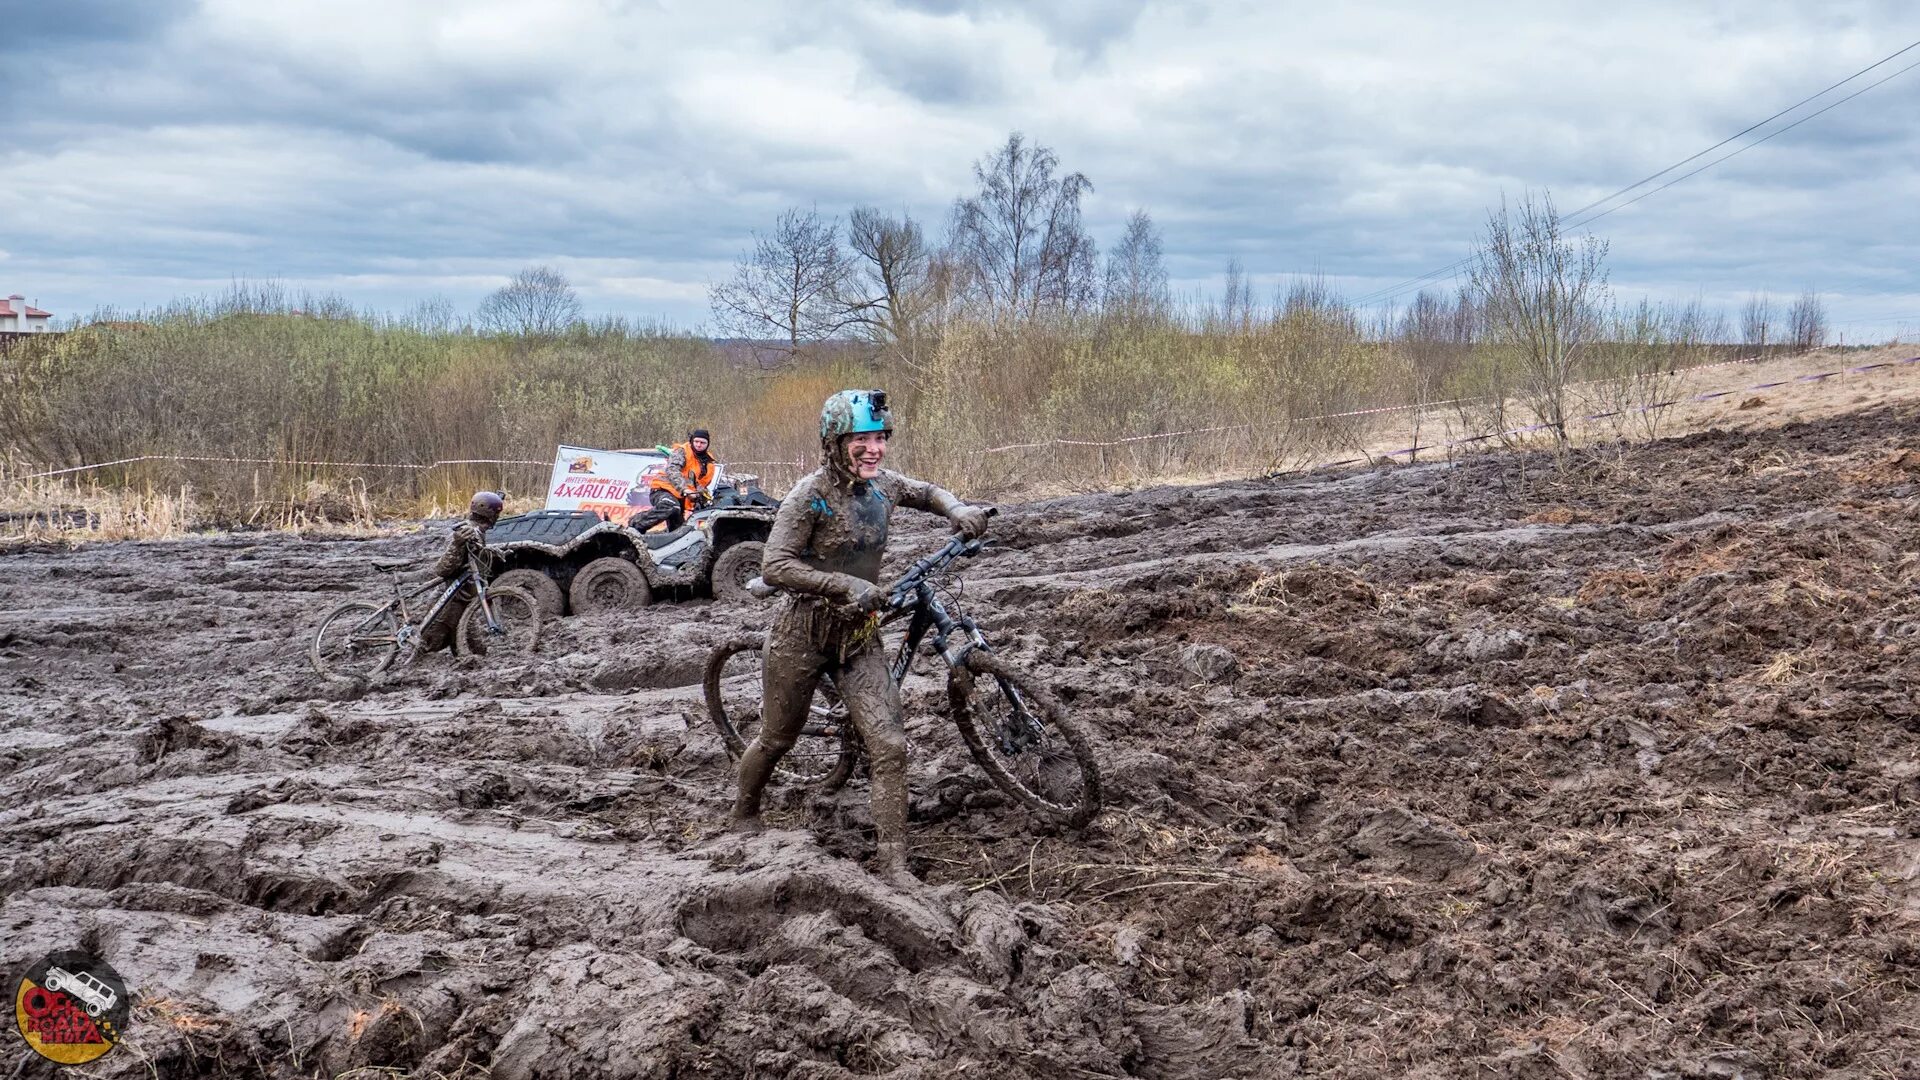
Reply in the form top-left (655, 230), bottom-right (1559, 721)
top-left (948, 504), bottom-right (995, 540)
top-left (849, 580), bottom-right (891, 613)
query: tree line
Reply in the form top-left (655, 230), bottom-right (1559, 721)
top-left (1, 133), bottom-right (1859, 527)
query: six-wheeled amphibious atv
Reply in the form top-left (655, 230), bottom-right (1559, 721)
top-left (482, 477), bottom-right (778, 616)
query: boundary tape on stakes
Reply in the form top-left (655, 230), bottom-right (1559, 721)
top-left (7, 352), bottom-right (1915, 484)
top-left (11, 454), bottom-right (810, 482)
top-left (1270, 354), bottom-right (1920, 477)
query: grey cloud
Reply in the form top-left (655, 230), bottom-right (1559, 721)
top-left (883, 0), bottom-right (1155, 55)
top-left (2, 1), bottom-right (1917, 337)
top-left (0, 0), bottom-right (195, 50)
top-left (855, 39), bottom-right (1005, 105)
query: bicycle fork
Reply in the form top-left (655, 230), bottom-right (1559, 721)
top-left (913, 586), bottom-right (1044, 757)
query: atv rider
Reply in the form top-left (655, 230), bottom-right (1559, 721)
top-left (418, 491), bottom-right (503, 652)
top-left (633, 429), bottom-right (716, 532)
top-left (730, 391), bottom-right (990, 878)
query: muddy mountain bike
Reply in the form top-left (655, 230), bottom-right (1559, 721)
top-left (704, 520), bottom-right (1102, 827)
top-left (310, 555), bottom-right (542, 678)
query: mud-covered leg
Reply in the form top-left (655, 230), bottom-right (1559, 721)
top-left (835, 644), bottom-right (911, 878)
top-left (731, 635), bottom-right (824, 830)
top-left (416, 590), bottom-right (471, 654)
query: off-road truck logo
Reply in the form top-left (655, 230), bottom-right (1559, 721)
top-left (13, 951), bottom-right (132, 1065)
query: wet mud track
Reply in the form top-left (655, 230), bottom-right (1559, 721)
top-left (5, 407), bottom-right (1920, 1078)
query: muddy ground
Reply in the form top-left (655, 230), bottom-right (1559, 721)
top-left (5, 407), bottom-right (1920, 1079)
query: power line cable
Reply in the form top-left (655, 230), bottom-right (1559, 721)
top-left (1347, 39), bottom-right (1920, 309)
top-left (1560, 53), bottom-right (1920, 231)
top-left (1556, 39), bottom-right (1920, 223)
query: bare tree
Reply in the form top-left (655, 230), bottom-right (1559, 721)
top-left (403, 296), bottom-right (463, 335)
top-left (1396, 289), bottom-right (1476, 458)
top-left (1740, 291), bottom-right (1774, 355)
top-left (709, 207), bottom-right (860, 362)
top-left (1101, 209), bottom-right (1170, 325)
top-left (1590, 299), bottom-right (1665, 444)
top-left (1787, 288), bottom-right (1828, 352)
top-left (845, 206), bottom-right (942, 372)
top-left (948, 132), bottom-right (1097, 322)
top-left (1216, 258), bottom-right (1255, 331)
top-left (476, 265), bottom-right (581, 337)
top-left (1468, 192), bottom-right (1609, 453)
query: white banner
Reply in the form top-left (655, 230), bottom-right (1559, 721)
top-left (544, 445), bottom-right (670, 525)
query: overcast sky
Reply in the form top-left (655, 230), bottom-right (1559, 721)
top-left (4, 0), bottom-right (1918, 340)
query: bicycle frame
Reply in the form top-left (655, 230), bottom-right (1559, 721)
top-left (874, 534), bottom-right (1046, 755)
top-left (341, 559), bottom-right (490, 660)
top-left (884, 578), bottom-right (987, 683)
top-left (875, 534), bottom-right (993, 673)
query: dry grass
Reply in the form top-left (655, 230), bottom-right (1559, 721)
top-left (1, 464), bottom-right (398, 544)
top-left (1233, 563), bottom-right (1380, 616)
top-left (1575, 569), bottom-right (1659, 605)
top-left (0, 472), bottom-right (196, 542)
top-left (1758, 650), bottom-right (1813, 684)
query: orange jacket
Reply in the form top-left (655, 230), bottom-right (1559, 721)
top-left (648, 442), bottom-right (716, 508)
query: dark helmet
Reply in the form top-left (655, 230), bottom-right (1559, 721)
top-left (689, 428), bottom-right (711, 443)
top-left (468, 491), bottom-right (504, 524)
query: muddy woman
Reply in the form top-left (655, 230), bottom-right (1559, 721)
top-left (729, 389), bottom-right (990, 878)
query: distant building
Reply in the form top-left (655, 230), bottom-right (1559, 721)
top-left (0, 294), bottom-right (52, 332)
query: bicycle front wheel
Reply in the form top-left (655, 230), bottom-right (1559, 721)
top-left (311, 600), bottom-right (400, 679)
top-left (457, 585), bottom-right (543, 657)
top-left (704, 633), bottom-right (857, 790)
top-left (949, 651), bottom-right (1102, 827)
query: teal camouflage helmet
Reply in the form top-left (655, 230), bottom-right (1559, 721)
top-left (820, 390), bottom-right (893, 442)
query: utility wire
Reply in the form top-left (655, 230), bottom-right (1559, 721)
top-left (1347, 38), bottom-right (1920, 310)
top-left (1556, 39), bottom-right (1920, 223)
top-left (1560, 53), bottom-right (1920, 231)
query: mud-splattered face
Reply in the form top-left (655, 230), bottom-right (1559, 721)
top-left (690, 437), bottom-right (709, 455)
top-left (843, 432), bottom-right (888, 479)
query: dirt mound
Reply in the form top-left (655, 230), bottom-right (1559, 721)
top-left (6, 406), bottom-right (1920, 1077)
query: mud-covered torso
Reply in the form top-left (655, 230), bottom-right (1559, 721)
top-left (433, 520), bottom-right (491, 579)
top-left (785, 470), bottom-right (905, 586)
top-left (761, 462), bottom-right (959, 647)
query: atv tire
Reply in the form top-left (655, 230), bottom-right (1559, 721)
top-left (493, 568), bottom-right (565, 618)
top-left (710, 541), bottom-right (766, 604)
top-left (569, 557), bottom-right (652, 613)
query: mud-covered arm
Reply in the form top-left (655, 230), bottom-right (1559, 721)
top-left (760, 486), bottom-right (868, 605)
top-left (883, 470), bottom-right (988, 538)
top-left (431, 523), bottom-right (481, 579)
top-left (883, 471), bottom-right (965, 517)
top-left (664, 446), bottom-right (693, 495)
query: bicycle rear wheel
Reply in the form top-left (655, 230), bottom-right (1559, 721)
top-left (704, 633), bottom-right (857, 790)
top-left (949, 651), bottom-right (1101, 826)
top-left (311, 600), bottom-right (401, 679)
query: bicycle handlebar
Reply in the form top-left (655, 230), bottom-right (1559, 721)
top-left (745, 507), bottom-right (999, 609)
top-left (885, 507), bottom-right (998, 610)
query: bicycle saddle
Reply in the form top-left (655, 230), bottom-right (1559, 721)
top-left (371, 559), bottom-right (412, 572)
